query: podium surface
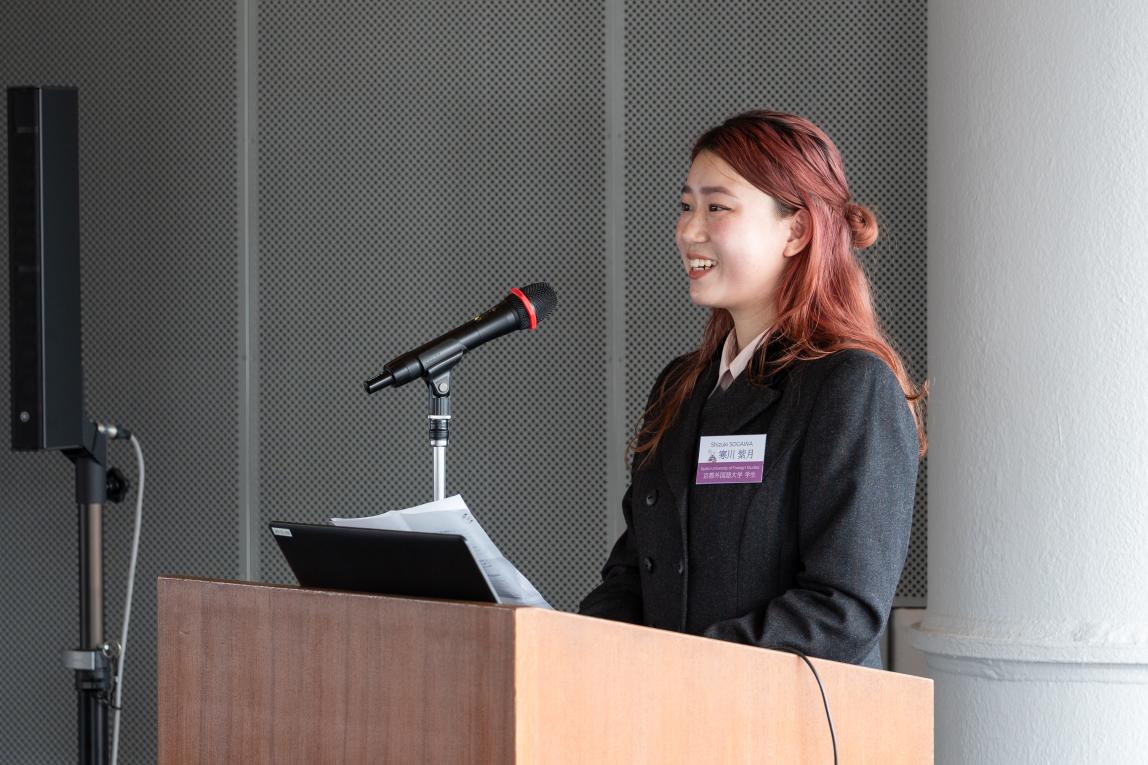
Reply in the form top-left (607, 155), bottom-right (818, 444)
top-left (158, 576), bottom-right (931, 763)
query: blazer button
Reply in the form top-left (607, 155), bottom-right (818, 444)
top-left (677, 559), bottom-right (684, 576)
top-left (643, 556), bottom-right (655, 573)
top-left (645, 489), bottom-right (658, 506)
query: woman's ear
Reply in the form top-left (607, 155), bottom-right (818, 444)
top-left (783, 210), bottom-right (811, 258)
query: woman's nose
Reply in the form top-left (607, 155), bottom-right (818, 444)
top-left (680, 211), bottom-right (707, 242)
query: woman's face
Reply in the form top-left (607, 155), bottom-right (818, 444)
top-left (675, 150), bottom-right (805, 326)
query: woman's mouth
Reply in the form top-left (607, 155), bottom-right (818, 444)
top-left (688, 257), bottom-right (717, 278)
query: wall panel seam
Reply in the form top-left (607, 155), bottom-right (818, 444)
top-left (605, 0), bottom-right (626, 555)
top-left (238, 0), bottom-right (260, 581)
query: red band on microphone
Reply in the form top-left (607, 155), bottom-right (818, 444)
top-left (509, 287), bottom-right (537, 329)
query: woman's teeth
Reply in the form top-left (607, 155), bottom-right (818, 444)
top-left (689, 258), bottom-right (717, 270)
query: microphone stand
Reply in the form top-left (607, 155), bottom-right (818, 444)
top-left (60, 421), bottom-right (128, 765)
top-left (427, 370), bottom-right (451, 501)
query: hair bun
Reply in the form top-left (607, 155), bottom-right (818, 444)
top-left (845, 202), bottom-right (878, 249)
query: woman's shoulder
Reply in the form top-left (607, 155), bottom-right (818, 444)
top-left (657, 351), bottom-right (695, 380)
top-left (642, 351), bottom-right (695, 404)
top-left (792, 347), bottom-right (918, 457)
top-left (804, 346), bottom-right (891, 374)
top-left (787, 347), bottom-right (903, 400)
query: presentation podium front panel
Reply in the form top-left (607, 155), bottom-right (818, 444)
top-left (158, 576), bottom-right (932, 763)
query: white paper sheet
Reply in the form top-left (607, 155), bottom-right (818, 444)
top-left (331, 494), bottom-right (552, 609)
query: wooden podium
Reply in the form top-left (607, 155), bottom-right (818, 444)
top-left (158, 576), bottom-right (932, 763)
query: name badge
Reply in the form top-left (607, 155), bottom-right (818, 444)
top-left (695, 434), bottom-right (767, 485)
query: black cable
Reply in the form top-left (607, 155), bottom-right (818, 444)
top-left (778, 648), bottom-right (837, 765)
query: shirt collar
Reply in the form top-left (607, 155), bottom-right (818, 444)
top-left (714, 327), bottom-right (771, 393)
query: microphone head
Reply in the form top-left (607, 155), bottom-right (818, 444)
top-left (509, 282), bottom-right (557, 329)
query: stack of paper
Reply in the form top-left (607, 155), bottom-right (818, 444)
top-left (331, 494), bottom-right (552, 609)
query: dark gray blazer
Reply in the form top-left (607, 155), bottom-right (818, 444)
top-left (577, 340), bottom-right (919, 669)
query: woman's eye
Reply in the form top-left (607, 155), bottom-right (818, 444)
top-left (679, 202), bottom-right (727, 212)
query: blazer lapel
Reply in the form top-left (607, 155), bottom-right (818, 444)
top-left (657, 352), bottom-right (720, 543)
top-left (683, 334), bottom-right (789, 438)
top-left (699, 372), bottom-right (781, 436)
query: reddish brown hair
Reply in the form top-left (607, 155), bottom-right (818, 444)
top-left (629, 110), bottom-right (928, 468)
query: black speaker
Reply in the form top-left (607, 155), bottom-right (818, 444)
top-left (7, 86), bottom-right (84, 451)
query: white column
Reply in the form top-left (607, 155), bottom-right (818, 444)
top-left (915, 0), bottom-right (1148, 762)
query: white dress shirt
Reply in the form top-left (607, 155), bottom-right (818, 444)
top-left (709, 327), bottom-right (771, 398)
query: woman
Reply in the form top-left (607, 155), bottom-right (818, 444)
top-left (577, 110), bottom-right (927, 670)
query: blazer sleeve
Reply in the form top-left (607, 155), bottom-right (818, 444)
top-left (576, 355), bottom-right (687, 625)
top-left (701, 351), bottom-right (920, 664)
top-left (575, 480), bottom-right (644, 624)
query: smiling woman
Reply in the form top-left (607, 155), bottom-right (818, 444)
top-left (578, 110), bottom-right (927, 671)
top-left (648, 110), bottom-right (924, 467)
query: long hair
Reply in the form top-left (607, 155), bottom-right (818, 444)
top-left (629, 110), bottom-right (928, 468)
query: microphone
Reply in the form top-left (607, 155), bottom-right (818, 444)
top-left (364, 282), bottom-right (557, 393)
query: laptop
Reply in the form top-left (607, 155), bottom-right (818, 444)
top-left (268, 521), bottom-right (500, 604)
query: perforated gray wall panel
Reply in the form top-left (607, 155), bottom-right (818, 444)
top-left (254, 0), bottom-right (609, 612)
top-left (623, 0), bottom-right (928, 602)
top-left (0, 2), bottom-right (240, 763)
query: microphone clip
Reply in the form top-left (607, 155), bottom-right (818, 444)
top-left (427, 369), bottom-right (451, 448)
